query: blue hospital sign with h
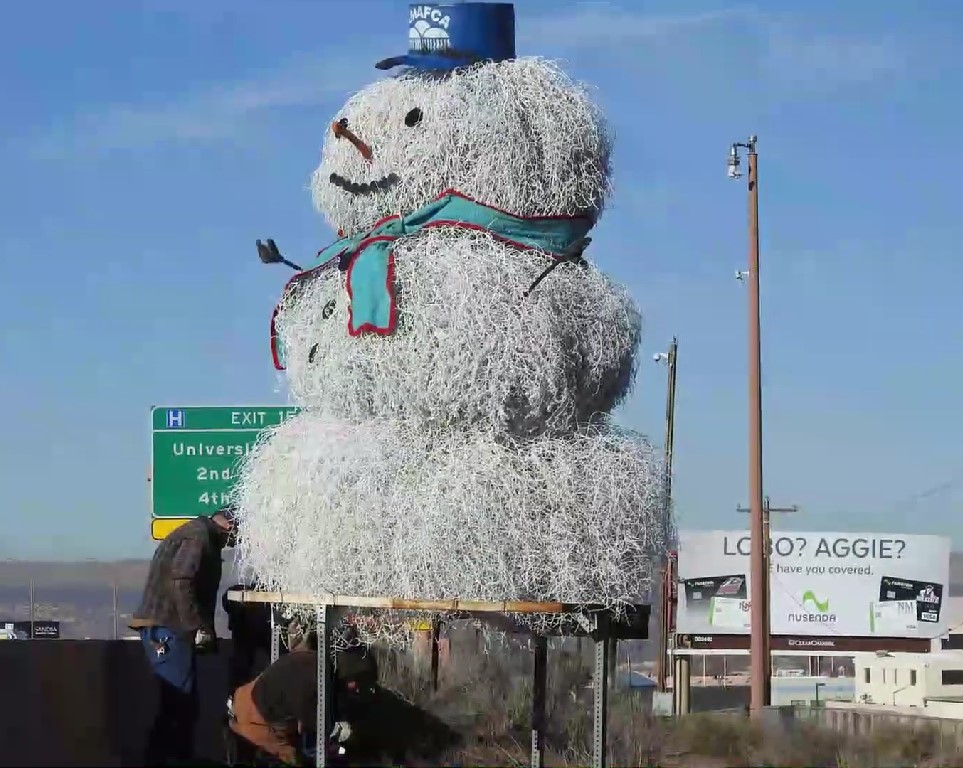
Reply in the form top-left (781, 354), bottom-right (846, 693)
top-left (166, 409), bottom-right (185, 429)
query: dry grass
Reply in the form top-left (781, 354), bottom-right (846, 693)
top-left (350, 627), bottom-right (963, 767)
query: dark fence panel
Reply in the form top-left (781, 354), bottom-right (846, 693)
top-left (0, 640), bottom-right (245, 767)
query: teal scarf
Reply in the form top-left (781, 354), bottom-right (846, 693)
top-left (271, 190), bottom-right (593, 370)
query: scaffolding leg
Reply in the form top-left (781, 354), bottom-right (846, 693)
top-left (315, 605), bottom-right (334, 768)
top-left (607, 637), bottom-right (618, 692)
top-left (593, 615), bottom-right (611, 768)
top-left (530, 636), bottom-right (547, 768)
top-left (270, 604), bottom-right (281, 663)
top-left (430, 618), bottom-right (441, 692)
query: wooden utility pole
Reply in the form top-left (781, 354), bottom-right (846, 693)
top-left (737, 496), bottom-right (800, 704)
top-left (654, 337), bottom-right (678, 693)
top-left (728, 134), bottom-right (769, 714)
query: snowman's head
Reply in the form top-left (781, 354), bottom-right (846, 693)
top-left (311, 57), bottom-right (612, 236)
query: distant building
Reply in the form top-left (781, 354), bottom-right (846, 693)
top-left (941, 596), bottom-right (963, 650)
top-left (855, 651), bottom-right (963, 716)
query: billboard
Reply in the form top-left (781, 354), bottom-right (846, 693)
top-left (676, 530), bottom-right (950, 639)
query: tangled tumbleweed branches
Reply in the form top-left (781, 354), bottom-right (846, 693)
top-left (235, 414), bottom-right (668, 640)
top-left (277, 228), bottom-right (642, 437)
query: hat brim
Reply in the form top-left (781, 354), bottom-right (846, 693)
top-left (375, 52), bottom-right (484, 72)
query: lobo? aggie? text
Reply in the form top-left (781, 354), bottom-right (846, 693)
top-left (723, 535), bottom-right (908, 560)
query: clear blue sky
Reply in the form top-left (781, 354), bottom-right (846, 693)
top-left (1, 0), bottom-right (961, 559)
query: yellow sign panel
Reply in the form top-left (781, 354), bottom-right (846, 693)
top-left (151, 518), bottom-right (190, 540)
top-left (408, 620), bottom-right (435, 632)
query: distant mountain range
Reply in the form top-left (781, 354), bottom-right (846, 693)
top-left (0, 557), bottom-right (241, 639)
top-left (1, 553), bottom-right (960, 640)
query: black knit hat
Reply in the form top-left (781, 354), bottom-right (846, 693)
top-left (215, 503), bottom-right (239, 525)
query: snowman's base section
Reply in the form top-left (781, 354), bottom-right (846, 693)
top-left (227, 590), bottom-right (646, 768)
top-left (233, 414), bottom-right (668, 631)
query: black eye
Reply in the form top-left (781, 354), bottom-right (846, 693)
top-left (404, 108), bottom-right (423, 128)
top-left (322, 299), bottom-right (336, 319)
top-left (337, 117), bottom-right (349, 129)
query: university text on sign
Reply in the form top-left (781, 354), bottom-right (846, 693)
top-left (150, 406), bottom-right (300, 538)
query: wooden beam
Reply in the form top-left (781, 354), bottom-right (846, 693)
top-left (226, 590), bottom-right (605, 615)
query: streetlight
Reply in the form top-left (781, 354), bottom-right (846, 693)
top-left (654, 338), bottom-right (678, 694)
top-left (729, 134), bottom-right (767, 716)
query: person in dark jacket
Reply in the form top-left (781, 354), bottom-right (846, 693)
top-left (228, 623), bottom-right (378, 765)
top-left (130, 505), bottom-right (237, 765)
top-left (222, 581), bottom-right (276, 690)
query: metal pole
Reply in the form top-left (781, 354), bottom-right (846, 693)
top-left (430, 618), bottom-right (441, 692)
top-left (29, 580), bottom-right (35, 639)
top-left (315, 605), bottom-right (333, 768)
top-left (657, 338), bottom-right (678, 693)
top-left (270, 605), bottom-right (281, 663)
top-left (112, 581), bottom-right (119, 640)
top-left (593, 613), bottom-right (611, 768)
top-left (746, 142), bottom-right (768, 716)
top-left (663, 337), bottom-right (678, 511)
top-left (531, 636), bottom-right (547, 768)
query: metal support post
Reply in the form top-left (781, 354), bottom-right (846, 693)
top-left (315, 605), bottom-right (334, 768)
top-left (430, 618), bottom-right (441, 692)
top-left (270, 605), bottom-right (281, 663)
top-left (672, 654), bottom-right (692, 715)
top-left (112, 582), bottom-right (119, 640)
top-left (593, 613), bottom-right (611, 768)
top-left (531, 636), bottom-right (548, 768)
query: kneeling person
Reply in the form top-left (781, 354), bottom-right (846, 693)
top-left (229, 623), bottom-right (377, 765)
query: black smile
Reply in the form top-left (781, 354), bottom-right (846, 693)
top-left (329, 172), bottom-right (400, 195)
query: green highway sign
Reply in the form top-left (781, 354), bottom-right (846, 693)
top-left (150, 406), bottom-right (300, 539)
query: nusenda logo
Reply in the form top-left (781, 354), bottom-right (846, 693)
top-left (788, 590), bottom-right (837, 624)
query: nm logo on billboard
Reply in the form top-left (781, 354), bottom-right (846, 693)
top-left (789, 590), bottom-right (837, 624)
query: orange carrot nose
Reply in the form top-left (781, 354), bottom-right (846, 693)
top-left (332, 119), bottom-right (373, 162)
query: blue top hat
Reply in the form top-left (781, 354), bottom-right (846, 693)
top-left (376, 3), bottom-right (516, 72)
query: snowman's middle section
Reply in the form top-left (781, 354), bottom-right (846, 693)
top-left (274, 227), bottom-right (642, 438)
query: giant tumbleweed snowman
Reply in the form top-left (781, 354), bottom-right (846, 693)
top-left (235, 2), bottom-right (671, 642)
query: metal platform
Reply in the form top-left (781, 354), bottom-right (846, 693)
top-left (226, 590), bottom-right (650, 768)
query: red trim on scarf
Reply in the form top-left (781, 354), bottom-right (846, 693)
top-left (344, 234), bottom-right (399, 337)
top-left (271, 248), bottom-right (345, 370)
